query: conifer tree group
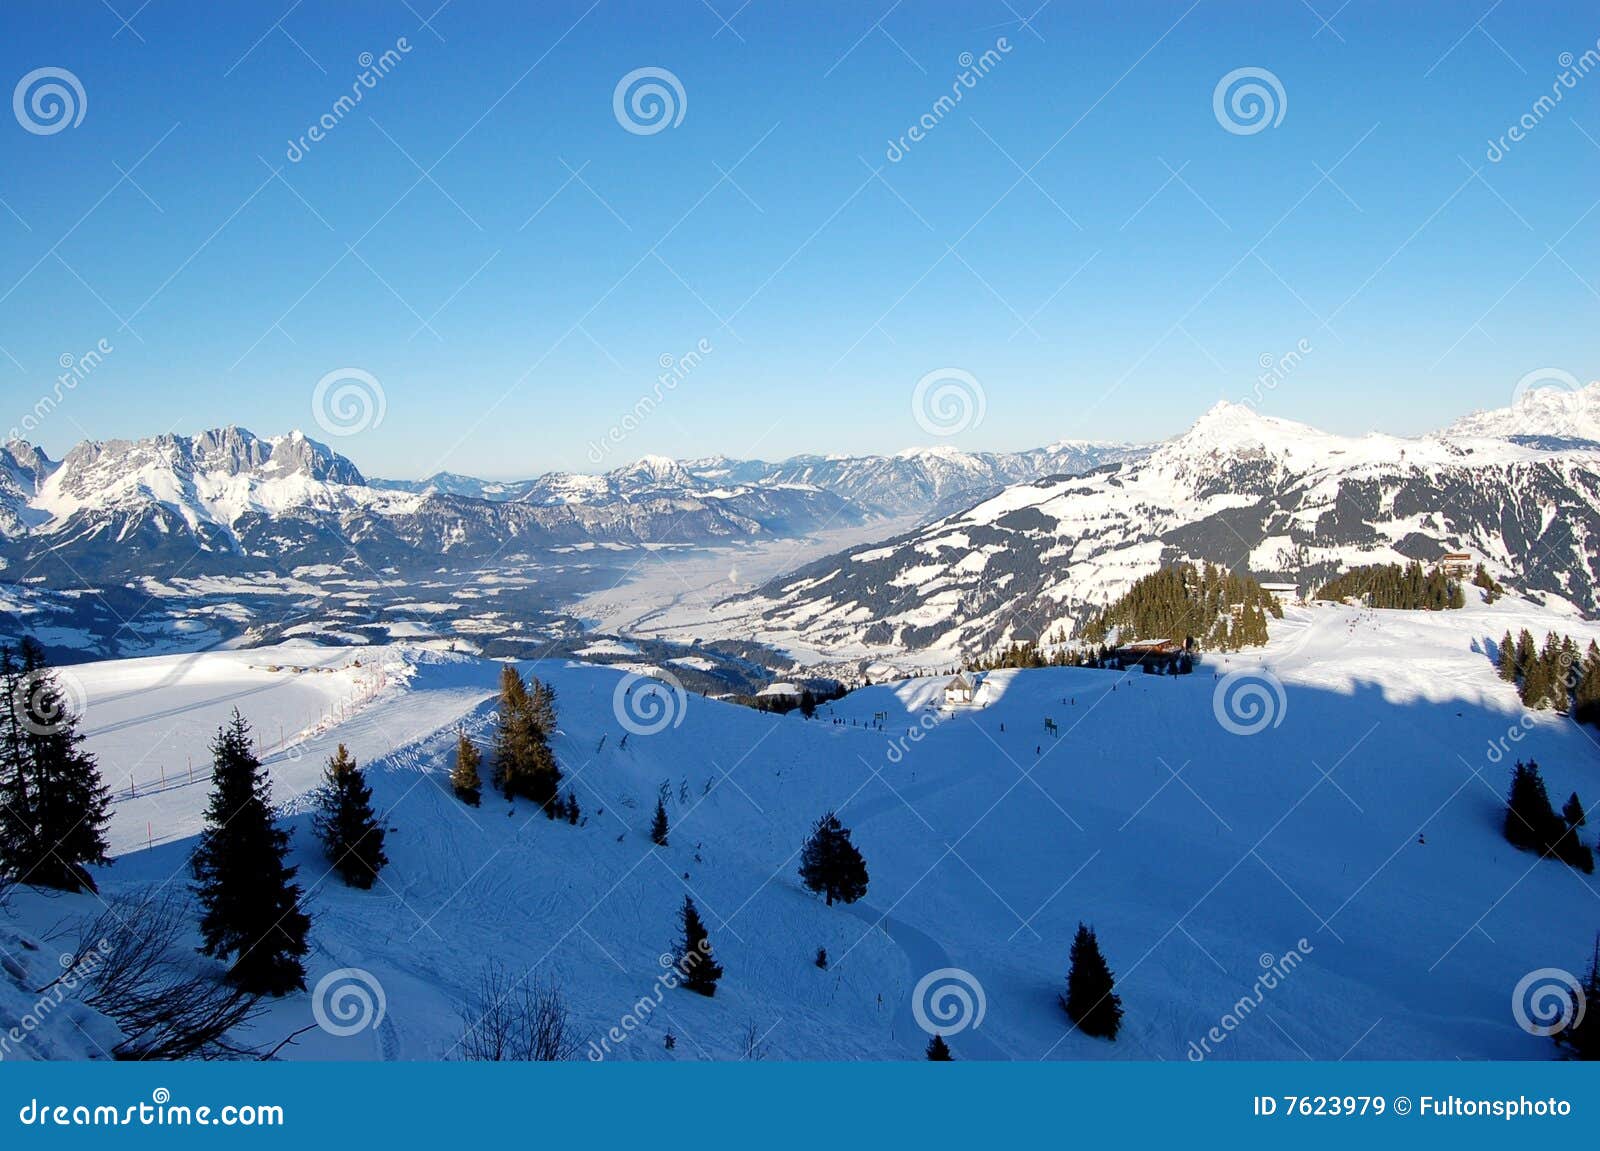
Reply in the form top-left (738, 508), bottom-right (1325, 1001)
top-left (798, 811), bottom-right (870, 906)
top-left (1314, 561), bottom-right (1465, 611)
top-left (925, 1034), bottom-right (953, 1060)
top-left (1500, 629), bottom-right (1600, 720)
top-left (191, 711), bottom-right (311, 995)
top-left (0, 639), bottom-right (112, 894)
top-left (492, 666), bottom-right (562, 814)
top-left (312, 743), bottom-right (389, 889)
top-left (1061, 922), bottom-right (1123, 1040)
top-left (1078, 562), bottom-right (1280, 653)
top-left (1503, 760), bottom-right (1594, 873)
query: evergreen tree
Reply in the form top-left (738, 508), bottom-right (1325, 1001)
top-left (528, 676), bottom-right (558, 736)
top-left (0, 646), bottom-right (35, 885)
top-left (925, 1034), bottom-right (953, 1060)
top-left (1314, 561), bottom-right (1463, 612)
top-left (675, 896), bottom-right (723, 996)
top-left (493, 666), bottom-right (561, 812)
top-left (312, 744), bottom-right (388, 890)
top-left (1576, 642), bottom-right (1600, 726)
top-left (798, 811), bottom-right (870, 906)
top-left (1504, 760), bottom-right (1563, 853)
top-left (1078, 562), bottom-right (1280, 654)
top-left (451, 733), bottom-right (482, 807)
top-left (1504, 760), bottom-right (1594, 872)
top-left (1061, 922), bottom-right (1123, 1040)
top-left (1498, 631), bottom-right (1518, 682)
top-left (651, 796), bottom-right (669, 846)
top-left (0, 639), bottom-right (111, 893)
top-left (1564, 792), bottom-right (1588, 830)
top-left (1516, 629), bottom-right (1537, 685)
top-left (1561, 936), bottom-right (1600, 1061)
top-left (191, 711), bottom-right (310, 995)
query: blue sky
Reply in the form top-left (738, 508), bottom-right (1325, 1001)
top-left (1, 1), bottom-right (1598, 478)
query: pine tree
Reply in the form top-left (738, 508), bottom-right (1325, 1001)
top-left (925, 1034), bottom-right (953, 1060)
top-left (798, 812), bottom-right (870, 906)
top-left (493, 666), bottom-right (562, 812)
top-left (0, 646), bottom-right (35, 885)
top-left (0, 639), bottom-right (111, 893)
top-left (1061, 922), bottom-right (1123, 1040)
top-left (1503, 760), bottom-right (1593, 871)
top-left (1564, 792), bottom-right (1588, 830)
top-left (675, 896), bottom-right (723, 996)
top-left (651, 796), bottom-right (669, 846)
top-left (528, 676), bottom-right (558, 736)
top-left (451, 733), bottom-right (482, 807)
top-left (192, 712), bottom-right (310, 995)
top-left (1561, 936), bottom-right (1600, 1060)
top-left (313, 744), bottom-right (388, 890)
top-left (1498, 631), bottom-right (1518, 682)
top-left (1504, 760), bottom-right (1563, 853)
top-left (1577, 642), bottom-right (1600, 726)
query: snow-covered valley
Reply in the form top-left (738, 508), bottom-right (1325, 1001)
top-left (6, 597), bottom-right (1598, 1061)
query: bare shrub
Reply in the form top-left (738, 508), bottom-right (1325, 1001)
top-left (66, 887), bottom-right (263, 1059)
top-left (457, 960), bottom-right (582, 1061)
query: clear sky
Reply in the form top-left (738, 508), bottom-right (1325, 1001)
top-left (1, 1), bottom-right (1598, 479)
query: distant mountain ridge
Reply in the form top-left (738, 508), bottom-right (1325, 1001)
top-left (0, 427), bottom-right (1140, 585)
top-left (367, 440), bottom-right (1147, 518)
top-left (701, 385), bottom-right (1600, 664)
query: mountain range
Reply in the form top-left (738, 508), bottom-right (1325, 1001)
top-left (5, 385), bottom-right (1600, 665)
top-left (696, 386), bottom-right (1600, 664)
top-left (0, 429), bottom-right (1140, 583)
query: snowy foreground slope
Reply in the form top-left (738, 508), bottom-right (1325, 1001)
top-left (7, 599), bottom-right (1600, 1061)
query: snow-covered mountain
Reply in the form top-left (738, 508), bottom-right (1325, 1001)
top-left (0, 439), bottom-right (55, 535)
top-left (743, 441), bottom-right (1147, 519)
top-left (0, 428), bottom-right (1139, 588)
top-left (372, 441), bottom-right (1146, 519)
top-left (1444, 381), bottom-right (1600, 446)
top-left (0, 428), bottom-right (870, 580)
top-left (702, 389), bottom-right (1600, 664)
